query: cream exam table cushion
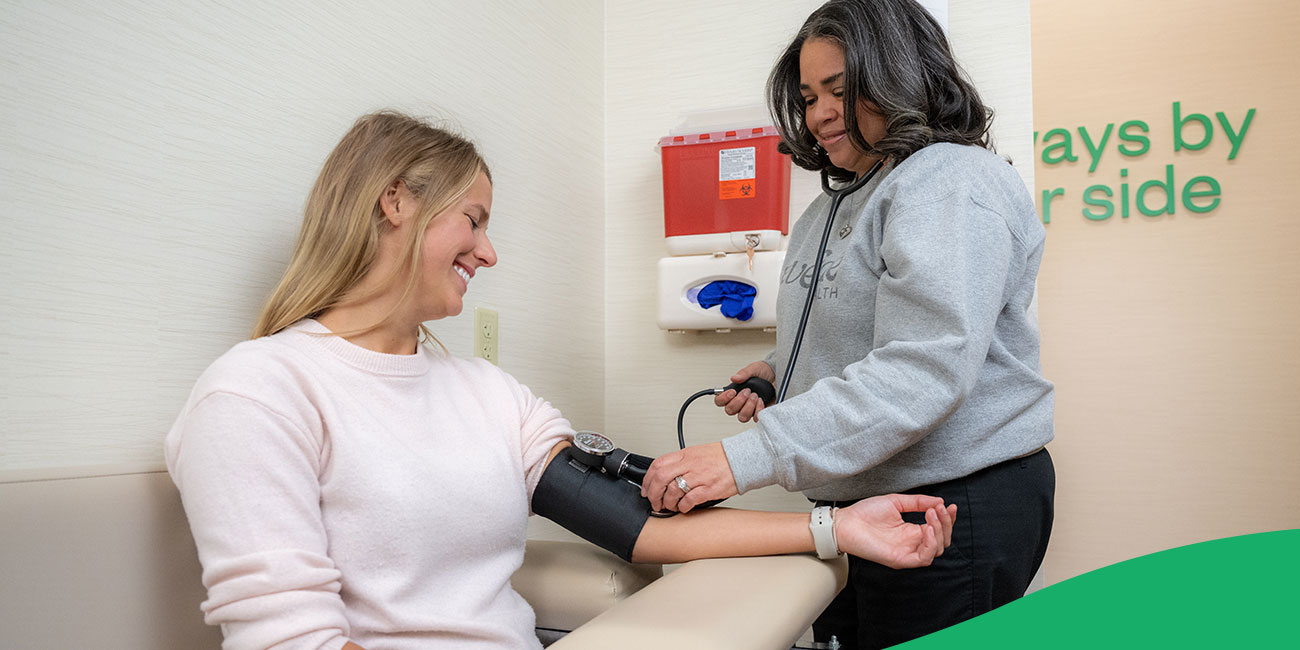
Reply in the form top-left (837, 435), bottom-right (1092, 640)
top-left (551, 554), bottom-right (848, 650)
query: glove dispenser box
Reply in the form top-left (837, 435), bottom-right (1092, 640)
top-left (657, 250), bottom-right (785, 332)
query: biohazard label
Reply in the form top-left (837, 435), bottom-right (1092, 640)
top-left (719, 146), bottom-right (756, 200)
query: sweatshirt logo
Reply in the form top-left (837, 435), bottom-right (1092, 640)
top-left (782, 249), bottom-right (841, 298)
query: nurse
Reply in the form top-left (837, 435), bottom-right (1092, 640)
top-left (642, 1), bottom-right (1055, 647)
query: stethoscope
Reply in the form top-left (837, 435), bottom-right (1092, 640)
top-left (573, 158), bottom-right (887, 512)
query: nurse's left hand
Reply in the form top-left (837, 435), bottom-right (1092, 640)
top-left (641, 442), bottom-right (739, 513)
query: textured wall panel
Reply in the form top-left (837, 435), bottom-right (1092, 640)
top-left (1, 0), bottom-right (605, 470)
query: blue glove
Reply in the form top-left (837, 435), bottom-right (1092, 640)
top-left (696, 280), bottom-right (757, 321)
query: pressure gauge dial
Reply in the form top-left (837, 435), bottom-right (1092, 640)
top-left (571, 430), bottom-right (616, 468)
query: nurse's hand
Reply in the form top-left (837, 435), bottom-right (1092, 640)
top-left (837, 495), bottom-right (958, 569)
top-left (641, 442), bottom-right (739, 513)
top-left (714, 361), bottom-right (776, 423)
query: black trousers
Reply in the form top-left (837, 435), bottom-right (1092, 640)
top-left (812, 448), bottom-right (1055, 650)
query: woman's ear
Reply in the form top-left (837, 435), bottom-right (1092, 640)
top-left (379, 180), bottom-right (407, 228)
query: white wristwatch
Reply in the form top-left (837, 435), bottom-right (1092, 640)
top-left (810, 505), bottom-right (842, 560)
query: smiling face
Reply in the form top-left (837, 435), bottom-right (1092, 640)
top-left (799, 37), bottom-right (888, 176)
top-left (414, 170), bottom-right (497, 321)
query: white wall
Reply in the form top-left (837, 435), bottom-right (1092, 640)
top-left (0, 0), bottom-right (605, 469)
top-left (603, 0), bottom-right (1035, 518)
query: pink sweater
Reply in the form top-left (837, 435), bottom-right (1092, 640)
top-left (165, 320), bottom-right (573, 649)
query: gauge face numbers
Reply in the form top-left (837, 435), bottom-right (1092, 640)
top-left (574, 430), bottom-right (615, 456)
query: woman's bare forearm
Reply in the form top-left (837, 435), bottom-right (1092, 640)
top-left (540, 441), bottom-right (818, 564)
top-left (631, 508), bottom-right (815, 564)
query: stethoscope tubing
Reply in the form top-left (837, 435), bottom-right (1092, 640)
top-left (775, 159), bottom-right (887, 404)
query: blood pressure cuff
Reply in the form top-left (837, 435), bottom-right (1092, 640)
top-left (532, 447), bottom-right (653, 562)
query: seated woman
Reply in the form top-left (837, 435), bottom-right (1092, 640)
top-left (165, 111), bottom-right (958, 650)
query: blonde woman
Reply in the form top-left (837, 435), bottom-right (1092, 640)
top-left (166, 111), bottom-right (957, 650)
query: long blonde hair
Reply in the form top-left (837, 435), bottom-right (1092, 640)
top-left (253, 111), bottom-right (490, 341)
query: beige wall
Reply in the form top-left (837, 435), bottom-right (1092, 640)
top-left (1032, 0), bottom-right (1300, 581)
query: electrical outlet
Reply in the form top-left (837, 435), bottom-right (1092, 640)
top-left (474, 307), bottom-right (498, 365)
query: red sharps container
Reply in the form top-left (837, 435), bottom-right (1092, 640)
top-left (658, 126), bottom-right (791, 256)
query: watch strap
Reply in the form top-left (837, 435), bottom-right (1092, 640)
top-left (810, 505), bottom-right (841, 560)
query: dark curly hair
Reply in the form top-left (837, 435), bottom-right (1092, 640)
top-left (768, 0), bottom-right (993, 182)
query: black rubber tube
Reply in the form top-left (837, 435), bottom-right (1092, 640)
top-left (777, 160), bottom-right (886, 404)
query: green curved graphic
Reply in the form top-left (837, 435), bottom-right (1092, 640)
top-left (897, 529), bottom-right (1300, 648)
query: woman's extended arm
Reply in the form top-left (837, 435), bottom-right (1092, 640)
top-left (632, 496), bottom-right (953, 567)
top-left (542, 443), bottom-right (955, 568)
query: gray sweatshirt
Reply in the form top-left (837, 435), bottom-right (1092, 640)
top-left (721, 143), bottom-right (1054, 501)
